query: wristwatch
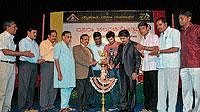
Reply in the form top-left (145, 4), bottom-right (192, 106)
top-left (158, 50), bottom-right (160, 54)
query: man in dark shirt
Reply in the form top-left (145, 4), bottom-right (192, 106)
top-left (179, 11), bottom-right (200, 112)
top-left (113, 30), bottom-right (141, 112)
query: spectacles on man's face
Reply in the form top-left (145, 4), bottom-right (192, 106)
top-left (66, 36), bottom-right (72, 38)
top-left (64, 34), bottom-right (72, 39)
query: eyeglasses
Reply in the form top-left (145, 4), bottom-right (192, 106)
top-left (65, 36), bottom-right (72, 38)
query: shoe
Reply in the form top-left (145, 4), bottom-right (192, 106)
top-left (59, 107), bottom-right (76, 112)
top-left (119, 108), bottom-right (128, 112)
top-left (40, 110), bottom-right (48, 112)
top-left (140, 109), bottom-right (148, 112)
top-left (83, 105), bottom-right (90, 111)
top-left (47, 104), bottom-right (55, 109)
top-left (29, 109), bottom-right (38, 112)
top-left (48, 107), bottom-right (59, 112)
top-left (24, 109), bottom-right (30, 112)
top-left (40, 107), bottom-right (48, 112)
top-left (108, 107), bottom-right (119, 111)
top-left (77, 107), bottom-right (83, 112)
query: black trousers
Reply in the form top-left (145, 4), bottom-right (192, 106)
top-left (119, 69), bottom-right (136, 111)
top-left (143, 70), bottom-right (158, 111)
top-left (88, 70), bottom-right (102, 107)
top-left (75, 78), bottom-right (90, 109)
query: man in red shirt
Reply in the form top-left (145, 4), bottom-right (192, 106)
top-left (179, 11), bottom-right (200, 112)
top-left (104, 31), bottom-right (121, 111)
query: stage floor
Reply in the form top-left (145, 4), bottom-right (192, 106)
top-left (11, 85), bottom-right (183, 112)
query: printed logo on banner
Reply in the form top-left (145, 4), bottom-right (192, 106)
top-left (63, 10), bottom-right (153, 23)
top-left (138, 13), bottom-right (151, 21)
top-left (66, 14), bottom-right (79, 22)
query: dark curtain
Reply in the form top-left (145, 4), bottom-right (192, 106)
top-left (0, 0), bottom-right (200, 43)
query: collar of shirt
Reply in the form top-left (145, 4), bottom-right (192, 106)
top-left (163, 26), bottom-right (171, 34)
top-left (124, 41), bottom-right (131, 46)
top-left (46, 39), bottom-right (54, 46)
top-left (61, 41), bottom-right (70, 49)
top-left (181, 23), bottom-right (193, 31)
top-left (161, 26), bottom-right (172, 38)
top-left (80, 43), bottom-right (86, 47)
top-left (26, 36), bottom-right (35, 42)
top-left (4, 31), bottom-right (14, 39)
top-left (89, 43), bottom-right (105, 48)
top-left (142, 32), bottom-right (150, 40)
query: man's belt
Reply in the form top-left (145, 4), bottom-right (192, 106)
top-left (1, 60), bottom-right (15, 64)
top-left (45, 61), bottom-right (54, 63)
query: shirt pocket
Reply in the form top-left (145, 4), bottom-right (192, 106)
top-left (165, 37), bottom-right (173, 48)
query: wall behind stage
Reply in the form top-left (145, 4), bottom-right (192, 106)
top-left (50, 10), bottom-right (162, 46)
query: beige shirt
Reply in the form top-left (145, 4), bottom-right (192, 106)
top-left (0, 31), bottom-right (16, 61)
top-left (40, 39), bottom-right (54, 62)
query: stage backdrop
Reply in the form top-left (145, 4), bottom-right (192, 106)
top-left (14, 10), bottom-right (165, 88)
top-left (50, 10), bottom-right (156, 46)
top-left (49, 10), bottom-right (165, 104)
top-left (50, 10), bottom-right (165, 84)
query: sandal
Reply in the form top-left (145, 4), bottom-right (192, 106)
top-left (59, 108), bottom-right (68, 112)
top-left (66, 107), bottom-right (76, 111)
top-left (59, 107), bottom-right (76, 112)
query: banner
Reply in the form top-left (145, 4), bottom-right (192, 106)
top-left (51, 10), bottom-right (155, 46)
top-left (63, 10), bottom-right (154, 23)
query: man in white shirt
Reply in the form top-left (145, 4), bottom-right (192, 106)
top-left (156, 17), bottom-right (181, 112)
top-left (137, 21), bottom-right (159, 112)
top-left (0, 21), bottom-right (34, 112)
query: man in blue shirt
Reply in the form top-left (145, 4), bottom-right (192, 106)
top-left (88, 32), bottom-right (106, 72)
top-left (88, 32), bottom-right (106, 107)
top-left (54, 31), bottom-right (76, 112)
top-left (18, 27), bottom-right (44, 112)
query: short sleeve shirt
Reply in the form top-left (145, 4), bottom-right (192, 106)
top-left (158, 27), bottom-right (181, 68)
top-left (0, 31), bottom-right (16, 61)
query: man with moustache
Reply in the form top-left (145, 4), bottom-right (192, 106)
top-left (0, 21), bottom-right (34, 112)
top-left (54, 31), bottom-right (76, 112)
top-left (179, 11), bottom-right (200, 112)
top-left (73, 34), bottom-right (97, 111)
top-left (155, 17), bottom-right (181, 112)
top-left (39, 30), bottom-right (58, 112)
top-left (18, 27), bottom-right (44, 112)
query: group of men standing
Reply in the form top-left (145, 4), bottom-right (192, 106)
top-left (0, 25), bottom-right (60, 112)
top-left (137, 11), bottom-right (200, 112)
top-left (0, 10), bottom-right (199, 112)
